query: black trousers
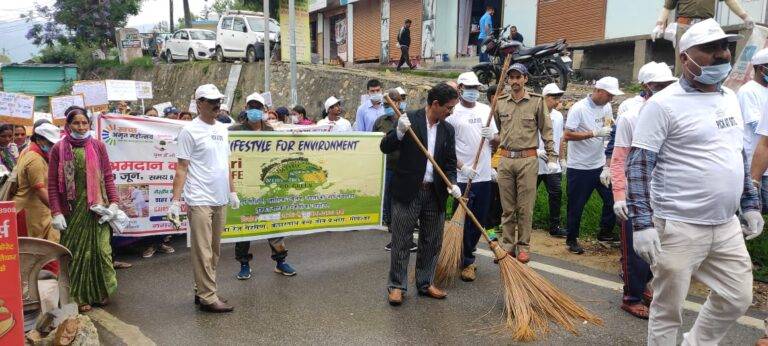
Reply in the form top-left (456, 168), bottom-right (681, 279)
top-left (397, 45), bottom-right (414, 69)
top-left (537, 172), bottom-right (562, 230)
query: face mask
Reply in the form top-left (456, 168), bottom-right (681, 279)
top-left (290, 115), bottom-right (299, 124)
top-left (685, 53), bottom-right (731, 85)
top-left (384, 107), bottom-right (395, 116)
top-left (246, 109), bottom-right (263, 122)
top-left (399, 102), bottom-right (407, 111)
top-left (70, 131), bottom-right (90, 140)
top-left (40, 145), bottom-right (50, 153)
top-left (461, 89), bottom-right (480, 103)
top-left (369, 93), bottom-right (383, 103)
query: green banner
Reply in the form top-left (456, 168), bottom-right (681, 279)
top-left (223, 132), bottom-right (386, 242)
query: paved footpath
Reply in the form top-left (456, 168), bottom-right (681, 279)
top-left (101, 230), bottom-right (766, 345)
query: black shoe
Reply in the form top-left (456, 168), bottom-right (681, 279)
top-left (549, 227), bottom-right (568, 238)
top-left (597, 232), bottom-right (619, 242)
top-left (567, 241), bottom-right (585, 255)
top-left (385, 242), bottom-right (392, 251)
top-left (409, 242), bottom-right (418, 252)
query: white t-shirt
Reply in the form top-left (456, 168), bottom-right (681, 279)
top-left (565, 96), bottom-right (612, 170)
top-left (632, 82), bottom-right (744, 225)
top-left (447, 102), bottom-right (498, 183)
top-left (618, 95), bottom-right (644, 116)
top-left (538, 108), bottom-right (564, 174)
top-left (317, 117), bottom-right (353, 132)
top-left (177, 117), bottom-right (231, 206)
top-left (614, 102), bottom-right (644, 148)
top-left (738, 80), bottom-right (768, 175)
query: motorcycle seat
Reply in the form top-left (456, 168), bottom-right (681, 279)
top-left (515, 43), bottom-right (558, 57)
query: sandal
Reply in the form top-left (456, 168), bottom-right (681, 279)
top-left (78, 304), bottom-right (92, 313)
top-left (621, 302), bottom-right (649, 319)
top-left (113, 261), bottom-right (133, 269)
top-left (642, 290), bottom-right (653, 306)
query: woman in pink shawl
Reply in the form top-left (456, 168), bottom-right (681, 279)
top-left (48, 106), bottom-right (120, 312)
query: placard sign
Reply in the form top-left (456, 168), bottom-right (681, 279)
top-left (188, 99), bottom-right (197, 114)
top-left (105, 80), bottom-right (138, 101)
top-left (0, 92), bottom-right (35, 126)
top-left (135, 81), bottom-right (153, 99)
top-left (153, 102), bottom-right (173, 114)
top-left (72, 80), bottom-right (108, 107)
top-left (0, 201), bottom-right (24, 345)
top-left (50, 95), bottom-right (86, 124)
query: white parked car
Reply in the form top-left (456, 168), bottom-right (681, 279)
top-left (165, 29), bottom-right (217, 62)
top-left (215, 11), bottom-right (280, 63)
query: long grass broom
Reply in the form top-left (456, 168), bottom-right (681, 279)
top-left (433, 55), bottom-right (513, 287)
top-left (384, 96), bottom-right (602, 341)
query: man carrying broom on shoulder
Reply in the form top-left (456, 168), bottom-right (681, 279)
top-left (495, 63), bottom-right (559, 263)
top-left (381, 82), bottom-right (461, 306)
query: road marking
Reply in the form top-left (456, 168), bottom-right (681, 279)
top-left (87, 308), bottom-right (156, 345)
top-left (471, 247), bottom-right (764, 330)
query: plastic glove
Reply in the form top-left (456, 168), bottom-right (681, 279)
top-left (600, 167), bottom-right (611, 187)
top-left (229, 192), bottom-right (241, 210)
top-left (490, 169), bottom-right (498, 182)
top-left (108, 203), bottom-right (120, 216)
top-left (743, 210), bottom-right (765, 240)
top-left (547, 162), bottom-right (559, 173)
top-left (480, 126), bottom-right (494, 140)
top-left (89, 204), bottom-right (113, 224)
top-left (633, 228), bottom-right (661, 266)
top-left (651, 24), bottom-right (665, 42)
top-left (460, 165), bottom-right (478, 180)
top-left (168, 201), bottom-right (182, 230)
top-left (744, 16), bottom-right (755, 30)
top-left (560, 159), bottom-right (567, 173)
top-left (396, 113), bottom-right (411, 138)
top-left (592, 127), bottom-right (611, 138)
top-left (448, 184), bottom-right (462, 199)
top-left (536, 149), bottom-right (548, 160)
top-left (52, 214), bottom-right (67, 231)
top-left (613, 200), bottom-right (628, 221)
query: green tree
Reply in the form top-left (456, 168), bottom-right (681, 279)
top-left (211, 0), bottom-right (279, 18)
top-left (0, 54), bottom-right (11, 65)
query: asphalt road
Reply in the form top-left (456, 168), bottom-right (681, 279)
top-left (103, 230), bottom-right (766, 345)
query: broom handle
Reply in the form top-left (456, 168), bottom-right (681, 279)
top-left (384, 95), bottom-right (493, 245)
top-left (462, 54), bottom-right (512, 198)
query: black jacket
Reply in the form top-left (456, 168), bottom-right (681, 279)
top-left (380, 108), bottom-right (457, 211)
top-left (398, 27), bottom-right (411, 47)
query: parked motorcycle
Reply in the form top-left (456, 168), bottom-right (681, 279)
top-left (472, 25), bottom-right (572, 91)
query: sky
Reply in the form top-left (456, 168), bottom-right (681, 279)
top-left (0, 0), bottom-right (210, 63)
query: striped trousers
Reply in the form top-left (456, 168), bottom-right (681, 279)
top-left (388, 188), bottom-right (445, 292)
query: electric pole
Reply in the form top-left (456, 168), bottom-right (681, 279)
top-left (169, 0), bottom-right (174, 32)
top-left (183, 0), bottom-right (192, 28)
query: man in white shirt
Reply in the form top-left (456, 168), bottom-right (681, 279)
top-left (318, 96), bottom-right (353, 132)
top-left (562, 76), bottom-right (622, 254)
top-left (169, 84), bottom-right (241, 313)
top-left (446, 72), bottom-right (498, 282)
top-left (739, 48), bottom-right (768, 211)
top-left (617, 63), bottom-right (654, 116)
top-left (536, 83), bottom-right (567, 238)
top-left (628, 19), bottom-right (763, 345)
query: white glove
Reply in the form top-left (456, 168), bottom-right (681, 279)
top-left (229, 192), bottom-right (241, 210)
top-left (743, 210), bottom-right (765, 240)
top-left (52, 214), bottom-right (67, 231)
top-left (560, 159), bottom-right (567, 173)
top-left (460, 165), bottom-right (478, 180)
top-left (592, 127), bottom-right (611, 138)
top-left (168, 201), bottom-right (182, 229)
top-left (600, 166), bottom-right (611, 187)
top-left (651, 24), bottom-right (665, 42)
top-left (547, 162), bottom-right (559, 173)
top-left (613, 200), bottom-right (629, 221)
top-left (480, 126), bottom-right (494, 140)
top-left (490, 169), bottom-right (498, 182)
top-left (633, 228), bottom-right (662, 266)
top-left (744, 16), bottom-right (755, 30)
top-left (448, 184), bottom-right (462, 199)
top-left (536, 149), bottom-right (548, 160)
top-left (396, 113), bottom-right (411, 138)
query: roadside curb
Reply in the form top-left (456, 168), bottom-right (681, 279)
top-left (86, 308), bottom-right (155, 345)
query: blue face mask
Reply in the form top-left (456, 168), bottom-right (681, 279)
top-left (461, 89), bottom-right (480, 103)
top-left (685, 53), bottom-right (731, 85)
top-left (384, 107), bottom-right (395, 116)
top-left (246, 109), bottom-right (263, 122)
top-left (399, 102), bottom-right (407, 111)
top-left (40, 145), bottom-right (50, 153)
top-left (761, 68), bottom-right (768, 84)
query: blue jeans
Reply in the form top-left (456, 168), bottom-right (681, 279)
top-left (383, 169), bottom-right (394, 225)
top-left (620, 220), bottom-right (652, 303)
top-left (761, 176), bottom-right (768, 213)
top-left (566, 167), bottom-right (615, 243)
top-left (456, 181), bottom-right (492, 267)
top-left (478, 38), bottom-right (489, 62)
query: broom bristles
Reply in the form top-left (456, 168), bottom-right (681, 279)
top-left (490, 244), bottom-right (602, 341)
top-left (434, 206), bottom-right (466, 287)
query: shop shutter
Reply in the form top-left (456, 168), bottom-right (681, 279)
top-left (389, 0), bottom-right (422, 63)
top-left (536, 0), bottom-right (606, 45)
top-left (353, 0), bottom-right (381, 62)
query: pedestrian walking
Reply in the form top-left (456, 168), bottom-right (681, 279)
top-left (628, 19), bottom-right (761, 345)
top-left (738, 48), bottom-right (768, 210)
top-left (382, 82), bottom-right (460, 306)
top-left (562, 76), bottom-right (622, 254)
top-left (537, 83), bottom-right (568, 238)
top-left (169, 84), bottom-right (240, 313)
top-left (478, 6), bottom-right (494, 62)
top-left (494, 63), bottom-right (558, 263)
top-left (446, 72), bottom-right (498, 281)
top-left (354, 79), bottom-right (386, 132)
top-left (610, 61), bottom-right (677, 320)
top-left (231, 92), bottom-right (296, 280)
top-left (396, 19), bottom-right (415, 71)
top-left (318, 96), bottom-right (353, 132)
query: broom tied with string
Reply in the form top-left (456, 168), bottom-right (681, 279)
top-left (383, 92), bottom-right (602, 341)
top-left (433, 54), bottom-right (513, 287)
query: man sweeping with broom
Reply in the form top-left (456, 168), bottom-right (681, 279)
top-left (381, 82), bottom-right (460, 306)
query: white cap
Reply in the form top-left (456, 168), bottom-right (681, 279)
top-left (645, 62), bottom-right (678, 83)
top-left (324, 96), bottom-right (340, 112)
top-left (542, 83), bottom-right (565, 96)
top-left (678, 18), bottom-right (740, 53)
top-left (194, 84), bottom-right (225, 100)
top-left (637, 62), bottom-right (657, 84)
top-left (594, 76), bottom-right (624, 96)
top-left (457, 72), bottom-right (482, 87)
top-left (752, 48), bottom-right (768, 66)
top-left (245, 92), bottom-right (265, 105)
top-left (34, 123), bottom-right (61, 144)
top-left (395, 87), bottom-right (407, 95)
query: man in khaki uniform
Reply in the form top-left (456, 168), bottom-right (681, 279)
top-left (494, 63), bottom-right (559, 263)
